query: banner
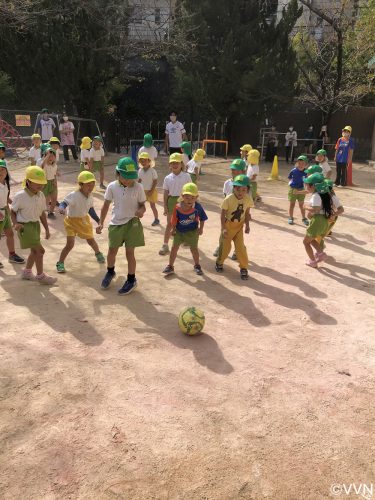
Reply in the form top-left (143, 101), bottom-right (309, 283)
top-left (15, 115), bottom-right (31, 127)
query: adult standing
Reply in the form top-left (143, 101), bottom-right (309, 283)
top-left (303, 125), bottom-right (314, 154)
top-left (164, 112), bottom-right (187, 154)
top-left (265, 126), bottom-right (278, 162)
top-left (334, 125), bottom-right (355, 187)
top-left (37, 108), bottom-right (56, 143)
top-left (316, 125), bottom-right (328, 150)
top-left (59, 114), bottom-right (78, 162)
top-left (285, 125), bottom-right (298, 163)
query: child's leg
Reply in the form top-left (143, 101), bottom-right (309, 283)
top-left (298, 200), bottom-right (306, 218)
top-left (58, 236), bottom-right (75, 262)
top-left (190, 247), bottom-right (200, 266)
top-left (233, 229), bottom-right (249, 269)
top-left (163, 214), bottom-right (172, 244)
top-left (25, 249), bottom-right (36, 270)
top-left (100, 166), bottom-right (104, 185)
top-left (50, 188), bottom-right (57, 213)
top-left (311, 239), bottom-right (323, 253)
top-left (169, 245), bottom-right (180, 266)
top-left (150, 202), bottom-right (159, 220)
top-left (289, 201), bottom-right (295, 218)
top-left (4, 228), bottom-right (15, 253)
top-left (125, 247), bottom-right (136, 274)
top-left (33, 245), bottom-right (45, 275)
top-left (107, 247), bottom-right (119, 268)
top-left (216, 232), bottom-right (233, 265)
top-left (303, 235), bottom-right (315, 260)
top-left (87, 238), bottom-right (100, 254)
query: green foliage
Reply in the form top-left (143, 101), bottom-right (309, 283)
top-left (0, 71), bottom-right (15, 103)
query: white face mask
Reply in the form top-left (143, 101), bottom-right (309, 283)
top-left (42, 114), bottom-right (48, 120)
top-left (63, 116), bottom-right (68, 122)
top-left (170, 115), bottom-right (177, 123)
top-left (289, 127), bottom-right (293, 132)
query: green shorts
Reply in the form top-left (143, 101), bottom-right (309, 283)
top-left (18, 221), bottom-right (41, 249)
top-left (0, 207), bottom-right (11, 233)
top-left (93, 160), bottom-right (103, 172)
top-left (43, 179), bottom-right (56, 197)
top-left (306, 214), bottom-right (329, 238)
top-left (173, 229), bottom-right (199, 248)
top-left (288, 187), bottom-right (305, 202)
top-left (250, 181), bottom-right (257, 201)
top-left (108, 218), bottom-right (145, 248)
top-left (167, 196), bottom-right (179, 215)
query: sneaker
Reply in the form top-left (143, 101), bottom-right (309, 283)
top-left (95, 252), bottom-right (105, 263)
top-left (215, 263), bottom-right (224, 273)
top-left (315, 251), bottom-right (328, 263)
top-left (118, 279), bottom-right (137, 295)
top-left (213, 247), bottom-right (219, 257)
top-left (21, 268), bottom-right (36, 280)
top-left (151, 219), bottom-right (160, 226)
top-left (231, 252), bottom-right (237, 261)
top-left (302, 218), bottom-right (310, 227)
top-left (35, 272), bottom-right (57, 285)
top-left (256, 196), bottom-right (262, 202)
top-left (8, 253), bottom-right (25, 264)
top-left (100, 183), bottom-right (106, 190)
top-left (194, 264), bottom-right (203, 275)
top-left (240, 268), bottom-right (249, 280)
top-left (306, 259), bottom-right (318, 268)
top-left (47, 212), bottom-right (56, 219)
top-left (336, 185), bottom-right (343, 188)
top-left (162, 264), bottom-right (175, 275)
top-left (56, 261), bottom-right (66, 273)
top-left (101, 271), bottom-right (116, 289)
top-left (288, 217), bottom-right (294, 225)
top-left (159, 244), bottom-right (169, 256)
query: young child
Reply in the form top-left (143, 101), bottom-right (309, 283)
top-left (97, 157), bottom-right (146, 295)
top-left (10, 166), bottom-right (56, 284)
top-left (186, 148), bottom-right (205, 185)
top-left (315, 179), bottom-right (344, 251)
top-left (334, 125), bottom-right (355, 187)
top-left (0, 160), bottom-right (25, 267)
top-left (138, 151), bottom-right (159, 226)
top-left (180, 141), bottom-right (192, 167)
top-left (162, 182), bottom-right (207, 276)
top-left (80, 136), bottom-right (92, 171)
top-left (89, 136), bottom-right (105, 189)
top-left (240, 144), bottom-right (252, 165)
top-left (215, 174), bottom-right (253, 280)
top-left (56, 171), bottom-right (105, 273)
top-left (38, 145), bottom-right (58, 219)
top-left (246, 149), bottom-right (260, 202)
top-left (138, 133), bottom-right (158, 163)
top-left (159, 152), bottom-right (192, 255)
top-left (287, 155), bottom-right (309, 226)
top-left (28, 134), bottom-right (42, 166)
top-left (315, 149), bottom-right (332, 178)
top-left (303, 172), bottom-right (333, 268)
top-left (49, 137), bottom-right (61, 163)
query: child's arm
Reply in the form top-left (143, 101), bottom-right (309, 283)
top-left (244, 208), bottom-right (250, 233)
top-left (198, 220), bottom-right (205, 235)
top-left (170, 206), bottom-right (178, 235)
top-left (40, 211), bottom-right (50, 239)
top-left (163, 189), bottom-right (169, 216)
top-left (221, 209), bottom-right (228, 238)
top-left (334, 206), bottom-right (344, 216)
top-left (96, 199), bottom-right (111, 233)
top-left (59, 200), bottom-right (68, 215)
top-left (10, 209), bottom-right (23, 232)
top-left (101, 155), bottom-right (104, 169)
top-left (150, 178), bottom-right (157, 193)
top-left (88, 207), bottom-right (100, 223)
top-left (135, 202), bottom-right (146, 218)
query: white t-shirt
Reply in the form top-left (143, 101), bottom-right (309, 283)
top-left (182, 153), bottom-right (189, 166)
top-left (331, 194), bottom-right (342, 210)
top-left (0, 182), bottom-right (8, 208)
top-left (63, 191), bottom-right (93, 218)
top-left (138, 146), bottom-right (158, 161)
top-left (165, 121), bottom-right (186, 148)
top-left (247, 164), bottom-right (259, 179)
top-left (90, 147), bottom-right (104, 161)
top-left (138, 167), bottom-right (158, 191)
top-left (320, 160), bottom-right (331, 177)
top-left (11, 189), bottom-right (46, 222)
top-left (285, 130), bottom-right (297, 147)
top-left (162, 171), bottom-right (192, 196)
top-left (309, 192), bottom-right (325, 214)
top-left (104, 181), bottom-right (146, 226)
top-left (80, 149), bottom-right (90, 165)
top-left (186, 159), bottom-right (201, 175)
top-left (28, 146), bottom-right (41, 163)
top-left (39, 118), bottom-right (56, 141)
top-left (223, 178), bottom-right (233, 196)
top-left (37, 159), bottom-right (57, 180)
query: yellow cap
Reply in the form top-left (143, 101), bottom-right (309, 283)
top-left (343, 125), bottom-right (352, 133)
top-left (182, 182), bottom-right (198, 196)
top-left (77, 171), bottom-right (96, 184)
top-left (193, 149), bottom-right (206, 161)
top-left (248, 149), bottom-right (260, 165)
top-left (49, 136), bottom-right (60, 144)
top-left (24, 166), bottom-right (47, 185)
top-left (80, 136), bottom-right (92, 149)
top-left (169, 152), bottom-right (183, 163)
top-left (240, 144), bottom-right (252, 152)
top-left (138, 152), bottom-right (151, 160)
top-left (31, 133), bottom-right (41, 140)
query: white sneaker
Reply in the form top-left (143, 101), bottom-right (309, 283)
top-left (21, 269), bottom-right (36, 280)
top-left (159, 244), bottom-right (169, 256)
top-left (35, 272), bottom-right (57, 285)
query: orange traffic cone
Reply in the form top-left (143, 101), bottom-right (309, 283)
top-left (267, 155), bottom-right (279, 180)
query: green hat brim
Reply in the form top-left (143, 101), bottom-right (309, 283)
top-left (297, 155), bottom-right (308, 162)
top-left (117, 169), bottom-right (138, 179)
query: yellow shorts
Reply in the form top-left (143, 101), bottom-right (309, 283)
top-left (146, 190), bottom-right (158, 203)
top-left (64, 215), bottom-right (94, 239)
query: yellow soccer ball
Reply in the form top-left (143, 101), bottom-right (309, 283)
top-left (178, 306), bottom-right (205, 336)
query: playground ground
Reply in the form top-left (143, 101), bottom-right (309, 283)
top-left (0, 154), bottom-right (374, 499)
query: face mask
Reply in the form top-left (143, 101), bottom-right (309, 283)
top-left (43, 114), bottom-right (48, 120)
top-left (289, 127), bottom-right (293, 132)
top-left (63, 116), bottom-right (68, 122)
top-left (170, 115), bottom-right (176, 123)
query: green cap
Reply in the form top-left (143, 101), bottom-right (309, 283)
top-left (41, 108), bottom-right (48, 113)
top-left (232, 174), bottom-right (250, 187)
top-left (297, 155), bottom-right (308, 162)
top-left (230, 158), bottom-right (246, 171)
top-left (93, 136), bottom-right (103, 142)
top-left (0, 141), bottom-right (5, 149)
top-left (0, 159), bottom-right (7, 169)
top-left (40, 143), bottom-right (55, 155)
top-left (325, 179), bottom-right (334, 188)
top-left (143, 133), bottom-right (153, 148)
top-left (116, 157), bottom-right (138, 179)
top-left (305, 164), bottom-right (323, 175)
top-left (316, 149), bottom-right (327, 156)
top-left (315, 181), bottom-right (330, 194)
top-left (180, 141), bottom-right (192, 155)
top-left (304, 172), bottom-right (325, 185)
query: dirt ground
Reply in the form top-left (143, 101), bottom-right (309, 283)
top-left (0, 153), bottom-right (375, 500)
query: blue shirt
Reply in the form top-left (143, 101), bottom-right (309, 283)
top-left (288, 168), bottom-right (306, 189)
top-left (171, 201), bottom-right (208, 233)
top-left (335, 137), bottom-right (355, 163)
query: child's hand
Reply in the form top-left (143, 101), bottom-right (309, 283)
top-left (171, 228), bottom-right (176, 236)
top-left (0, 212), bottom-right (4, 221)
top-left (45, 229), bottom-right (50, 240)
top-left (222, 228), bottom-right (228, 238)
top-left (56, 171), bottom-right (61, 177)
top-left (163, 207), bottom-right (167, 216)
top-left (198, 227), bottom-right (203, 235)
top-left (135, 208), bottom-right (145, 218)
top-left (96, 224), bottom-right (103, 234)
top-left (245, 225), bottom-right (250, 234)
top-left (59, 208), bottom-right (66, 215)
top-left (13, 222), bottom-right (23, 232)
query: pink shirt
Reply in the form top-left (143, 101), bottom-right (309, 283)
top-left (59, 121), bottom-right (75, 146)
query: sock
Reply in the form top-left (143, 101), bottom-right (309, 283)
top-left (107, 266), bottom-right (115, 275)
top-left (9, 251), bottom-right (15, 256)
top-left (127, 273), bottom-right (135, 283)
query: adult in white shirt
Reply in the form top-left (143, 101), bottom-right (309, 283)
top-left (164, 112), bottom-right (187, 154)
top-left (37, 108), bottom-right (56, 143)
top-left (285, 126), bottom-right (298, 163)
top-left (59, 114), bottom-right (78, 162)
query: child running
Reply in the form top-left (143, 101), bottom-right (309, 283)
top-left (10, 166), bottom-right (56, 284)
top-left (186, 148), bottom-right (205, 185)
top-left (315, 149), bottom-right (332, 178)
top-left (180, 141), bottom-right (192, 167)
top-left (49, 137), bottom-right (61, 163)
top-left (240, 144), bottom-right (252, 166)
top-left (303, 172), bottom-right (334, 268)
top-left (138, 152), bottom-right (159, 226)
top-left (162, 182), bottom-right (207, 276)
top-left (246, 149), bottom-right (260, 203)
top-left (97, 157), bottom-right (146, 295)
top-left (287, 155), bottom-right (309, 226)
top-left (138, 133), bottom-right (158, 164)
top-left (315, 179), bottom-right (344, 251)
top-left (89, 136), bottom-right (105, 189)
top-left (159, 152), bottom-right (191, 255)
top-left (28, 134), bottom-right (42, 166)
top-left (80, 136), bottom-right (92, 171)
top-left (0, 160), bottom-right (25, 267)
top-left (38, 144), bottom-right (58, 219)
top-left (56, 171), bottom-right (105, 273)
top-left (215, 174), bottom-right (253, 280)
